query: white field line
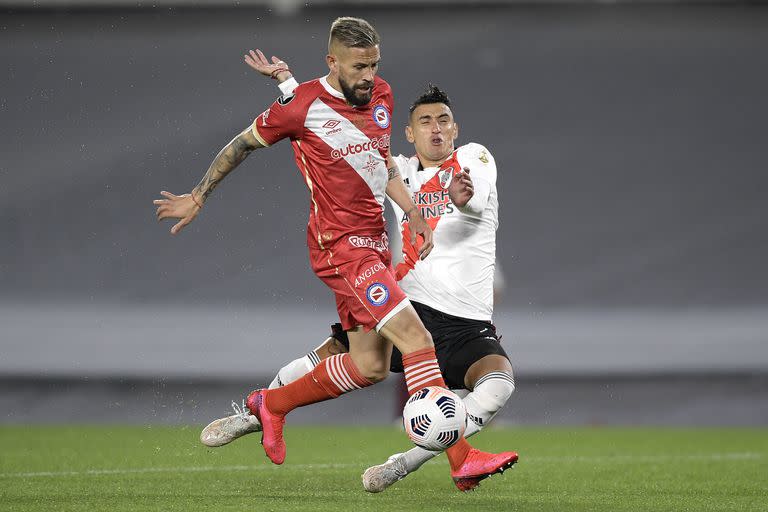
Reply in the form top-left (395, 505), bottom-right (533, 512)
top-left (0, 453), bottom-right (762, 479)
top-left (0, 463), bottom-right (358, 479)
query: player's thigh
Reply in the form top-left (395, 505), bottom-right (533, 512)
top-left (378, 303), bottom-right (433, 355)
top-left (346, 326), bottom-right (392, 382)
top-left (314, 336), bottom-right (350, 360)
top-left (464, 354), bottom-right (513, 390)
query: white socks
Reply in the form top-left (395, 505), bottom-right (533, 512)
top-left (462, 371), bottom-right (515, 437)
top-left (268, 351), bottom-right (321, 389)
top-left (400, 371), bottom-right (515, 472)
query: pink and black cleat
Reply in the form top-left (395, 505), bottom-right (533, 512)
top-left (246, 389), bottom-right (287, 465)
top-left (450, 449), bottom-right (518, 492)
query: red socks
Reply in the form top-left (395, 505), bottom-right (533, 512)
top-left (401, 346), bottom-right (472, 470)
top-left (255, 345), bottom-right (471, 470)
top-left (402, 347), bottom-right (446, 392)
top-left (260, 354), bottom-right (372, 416)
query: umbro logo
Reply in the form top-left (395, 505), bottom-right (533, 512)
top-left (322, 119), bottom-right (341, 129)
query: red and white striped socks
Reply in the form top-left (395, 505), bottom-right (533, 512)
top-left (402, 347), bottom-right (447, 393)
top-left (401, 346), bottom-right (472, 468)
top-left (263, 354), bottom-right (372, 416)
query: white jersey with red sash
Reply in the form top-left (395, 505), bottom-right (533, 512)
top-left (390, 143), bottom-right (499, 322)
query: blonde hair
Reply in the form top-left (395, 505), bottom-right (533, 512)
top-left (328, 17), bottom-right (380, 52)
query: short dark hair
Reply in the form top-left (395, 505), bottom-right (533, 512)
top-left (329, 17), bottom-right (380, 51)
top-left (409, 84), bottom-right (452, 115)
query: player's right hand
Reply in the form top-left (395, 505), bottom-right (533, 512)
top-left (448, 167), bottom-right (474, 207)
top-left (244, 49), bottom-right (292, 81)
top-left (153, 191), bottom-right (201, 235)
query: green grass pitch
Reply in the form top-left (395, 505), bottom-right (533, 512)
top-left (1, 426), bottom-right (766, 511)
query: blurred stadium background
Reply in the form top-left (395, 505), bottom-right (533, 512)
top-left (1, 0), bottom-right (766, 427)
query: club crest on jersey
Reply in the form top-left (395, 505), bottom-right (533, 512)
top-left (277, 93), bottom-right (295, 106)
top-left (366, 282), bottom-right (389, 306)
top-left (372, 105), bottom-right (390, 129)
top-left (439, 167), bottom-right (454, 189)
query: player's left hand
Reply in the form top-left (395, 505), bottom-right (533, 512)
top-left (409, 212), bottom-right (434, 260)
top-left (448, 167), bottom-right (474, 207)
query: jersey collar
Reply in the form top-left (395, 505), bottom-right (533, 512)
top-left (320, 75), bottom-right (346, 100)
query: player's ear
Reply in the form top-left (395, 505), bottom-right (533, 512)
top-left (405, 124), bottom-right (415, 144)
top-left (452, 122), bottom-right (459, 141)
top-left (326, 54), bottom-right (337, 73)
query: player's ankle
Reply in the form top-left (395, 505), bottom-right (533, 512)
top-left (445, 438), bottom-right (473, 470)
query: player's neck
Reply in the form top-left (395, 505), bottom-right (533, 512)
top-left (326, 74), bottom-right (344, 94)
top-left (416, 151), bottom-right (453, 169)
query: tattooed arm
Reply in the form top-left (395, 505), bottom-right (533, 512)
top-left (153, 126), bottom-right (264, 235)
top-left (384, 155), bottom-right (434, 260)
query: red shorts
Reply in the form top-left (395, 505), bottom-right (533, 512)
top-left (310, 235), bottom-right (409, 332)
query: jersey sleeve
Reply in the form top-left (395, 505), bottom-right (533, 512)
top-left (456, 143), bottom-right (497, 217)
top-left (278, 77), bottom-right (299, 96)
top-left (251, 87), bottom-right (307, 147)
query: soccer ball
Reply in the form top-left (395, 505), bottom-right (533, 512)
top-left (403, 386), bottom-right (467, 451)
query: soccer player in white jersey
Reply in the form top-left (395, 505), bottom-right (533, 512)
top-left (155, 17), bottom-right (515, 490)
top-left (201, 53), bottom-right (517, 493)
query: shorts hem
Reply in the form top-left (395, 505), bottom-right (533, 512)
top-left (375, 298), bottom-right (411, 332)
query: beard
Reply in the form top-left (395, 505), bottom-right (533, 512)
top-left (339, 76), bottom-right (374, 107)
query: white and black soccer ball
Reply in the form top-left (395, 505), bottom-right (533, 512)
top-left (403, 386), bottom-right (467, 451)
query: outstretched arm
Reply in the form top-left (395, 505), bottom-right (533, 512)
top-left (154, 126), bottom-right (263, 235)
top-left (385, 155), bottom-right (434, 260)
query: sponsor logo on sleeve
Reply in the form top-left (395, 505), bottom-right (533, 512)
top-left (277, 93), bottom-right (295, 106)
top-left (478, 149), bottom-right (489, 164)
top-left (372, 105), bottom-right (390, 129)
top-left (366, 282), bottom-right (390, 306)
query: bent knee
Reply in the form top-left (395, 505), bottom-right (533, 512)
top-left (365, 370), bottom-right (388, 383)
top-left (474, 371), bottom-right (515, 409)
top-left (355, 359), bottom-right (390, 383)
top-left (361, 366), bottom-right (389, 383)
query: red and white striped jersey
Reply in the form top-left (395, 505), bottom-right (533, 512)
top-left (390, 143), bottom-right (499, 322)
top-left (252, 75), bottom-right (394, 252)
